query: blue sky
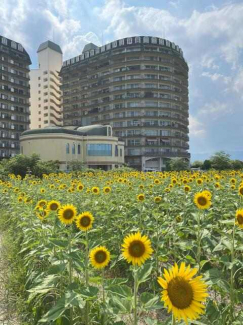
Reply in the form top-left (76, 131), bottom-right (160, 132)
top-left (1, 0), bottom-right (243, 162)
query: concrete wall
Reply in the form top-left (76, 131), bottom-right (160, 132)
top-left (20, 133), bottom-right (124, 170)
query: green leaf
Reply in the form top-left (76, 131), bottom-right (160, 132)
top-left (110, 296), bottom-right (132, 313)
top-left (107, 284), bottom-right (132, 298)
top-left (39, 296), bottom-right (66, 322)
top-left (140, 292), bottom-right (162, 310)
top-left (77, 286), bottom-right (99, 300)
top-left (137, 263), bottom-right (153, 285)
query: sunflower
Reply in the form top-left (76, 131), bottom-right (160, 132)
top-left (40, 188), bottom-right (45, 193)
top-left (158, 263), bottom-right (208, 324)
top-left (137, 194), bottom-right (145, 202)
top-left (77, 183), bottom-right (84, 191)
top-left (194, 192), bottom-right (211, 210)
top-left (76, 212), bottom-right (94, 231)
top-left (238, 186), bottom-right (243, 196)
top-left (103, 186), bottom-right (111, 194)
top-left (154, 196), bottom-right (162, 204)
top-left (58, 204), bottom-right (77, 225)
top-left (47, 200), bottom-right (61, 212)
top-left (184, 185), bottom-right (191, 193)
top-left (37, 199), bottom-right (47, 208)
top-left (89, 246), bottom-right (110, 269)
top-left (18, 196), bottom-right (24, 203)
top-left (202, 190), bottom-right (212, 199)
top-left (236, 209), bottom-right (243, 229)
top-left (154, 179), bottom-right (160, 185)
top-left (214, 182), bottom-right (221, 189)
top-left (92, 187), bottom-right (100, 195)
top-left (121, 232), bottom-right (153, 266)
top-left (196, 178), bottom-right (203, 185)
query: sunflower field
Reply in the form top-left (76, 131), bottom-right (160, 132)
top-left (0, 170), bottom-right (242, 325)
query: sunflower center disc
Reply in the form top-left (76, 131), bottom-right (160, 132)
top-left (95, 251), bottom-right (107, 263)
top-left (237, 215), bottom-right (243, 225)
top-left (63, 209), bottom-right (74, 219)
top-left (167, 276), bottom-right (193, 309)
top-left (129, 240), bottom-right (145, 257)
top-left (51, 204), bottom-right (58, 210)
top-left (81, 216), bottom-right (91, 227)
top-left (198, 197), bottom-right (207, 206)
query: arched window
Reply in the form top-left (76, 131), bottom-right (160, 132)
top-left (78, 144), bottom-right (81, 154)
top-left (72, 143), bottom-right (75, 154)
top-left (66, 143), bottom-right (70, 154)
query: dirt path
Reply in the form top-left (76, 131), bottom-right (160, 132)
top-left (0, 235), bottom-right (19, 325)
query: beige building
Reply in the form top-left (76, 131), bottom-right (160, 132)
top-left (30, 41), bottom-right (63, 129)
top-left (20, 125), bottom-right (124, 170)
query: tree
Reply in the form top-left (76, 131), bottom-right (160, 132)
top-left (202, 160), bottom-right (212, 170)
top-left (210, 151), bottom-right (232, 170)
top-left (231, 160), bottom-right (243, 170)
top-left (1, 154), bottom-right (59, 177)
top-left (191, 160), bottom-right (203, 168)
top-left (169, 158), bottom-right (189, 171)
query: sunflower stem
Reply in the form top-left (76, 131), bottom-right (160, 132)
top-left (230, 222), bottom-right (236, 322)
top-left (196, 212), bottom-right (202, 273)
top-left (68, 227), bottom-right (73, 325)
top-left (133, 266), bottom-right (138, 325)
top-left (172, 314), bottom-right (176, 325)
top-left (85, 231), bottom-right (89, 325)
top-left (102, 269), bottom-right (106, 325)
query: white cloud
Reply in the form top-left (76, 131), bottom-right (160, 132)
top-left (98, 1), bottom-right (243, 68)
top-left (201, 72), bottom-right (231, 84)
top-left (189, 115), bottom-right (206, 137)
top-left (0, 0), bottom-right (100, 59)
top-left (201, 55), bottom-right (219, 70)
top-left (199, 101), bottom-right (231, 119)
top-left (232, 69), bottom-right (243, 100)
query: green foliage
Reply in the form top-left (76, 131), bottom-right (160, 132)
top-left (191, 160), bottom-right (203, 168)
top-left (210, 151), bottom-right (232, 170)
top-left (0, 154), bottom-right (59, 177)
top-left (168, 157), bottom-right (189, 171)
top-left (202, 159), bottom-right (212, 170)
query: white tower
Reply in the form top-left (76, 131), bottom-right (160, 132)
top-left (30, 41), bottom-right (63, 129)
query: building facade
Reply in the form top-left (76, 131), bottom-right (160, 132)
top-left (0, 35), bottom-right (31, 158)
top-left (60, 36), bottom-right (190, 170)
top-left (30, 41), bottom-right (63, 129)
top-left (20, 125), bottom-right (124, 170)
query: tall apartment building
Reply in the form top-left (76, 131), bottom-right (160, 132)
top-left (30, 41), bottom-right (63, 129)
top-left (0, 35), bottom-right (31, 158)
top-left (60, 36), bottom-right (190, 170)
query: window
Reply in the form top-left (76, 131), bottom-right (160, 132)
top-left (119, 39), bottom-right (124, 46)
top-left (11, 41), bottom-right (17, 49)
top-left (143, 36), bottom-right (149, 43)
top-left (127, 37), bottom-right (133, 44)
top-left (38, 77), bottom-right (41, 80)
top-left (1, 37), bottom-right (7, 45)
top-left (87, 144), bottom-right (112, 156)
top-left (72, 143), bottom-right (75, 154)
top-left (120, 148), bottom-right (122, 156)
top-left (78, 144), bottom-right (81, 154)
top-left (115, 145), bottom-right (118, 156)
top-left (18, 44), bottom-right (23, 51)
top-left (66, 143), bottom-right (70, 154)
top-left (135, 37), bottom-right (141, 43)
top-left (44, 120), bottom-right (48, 124)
